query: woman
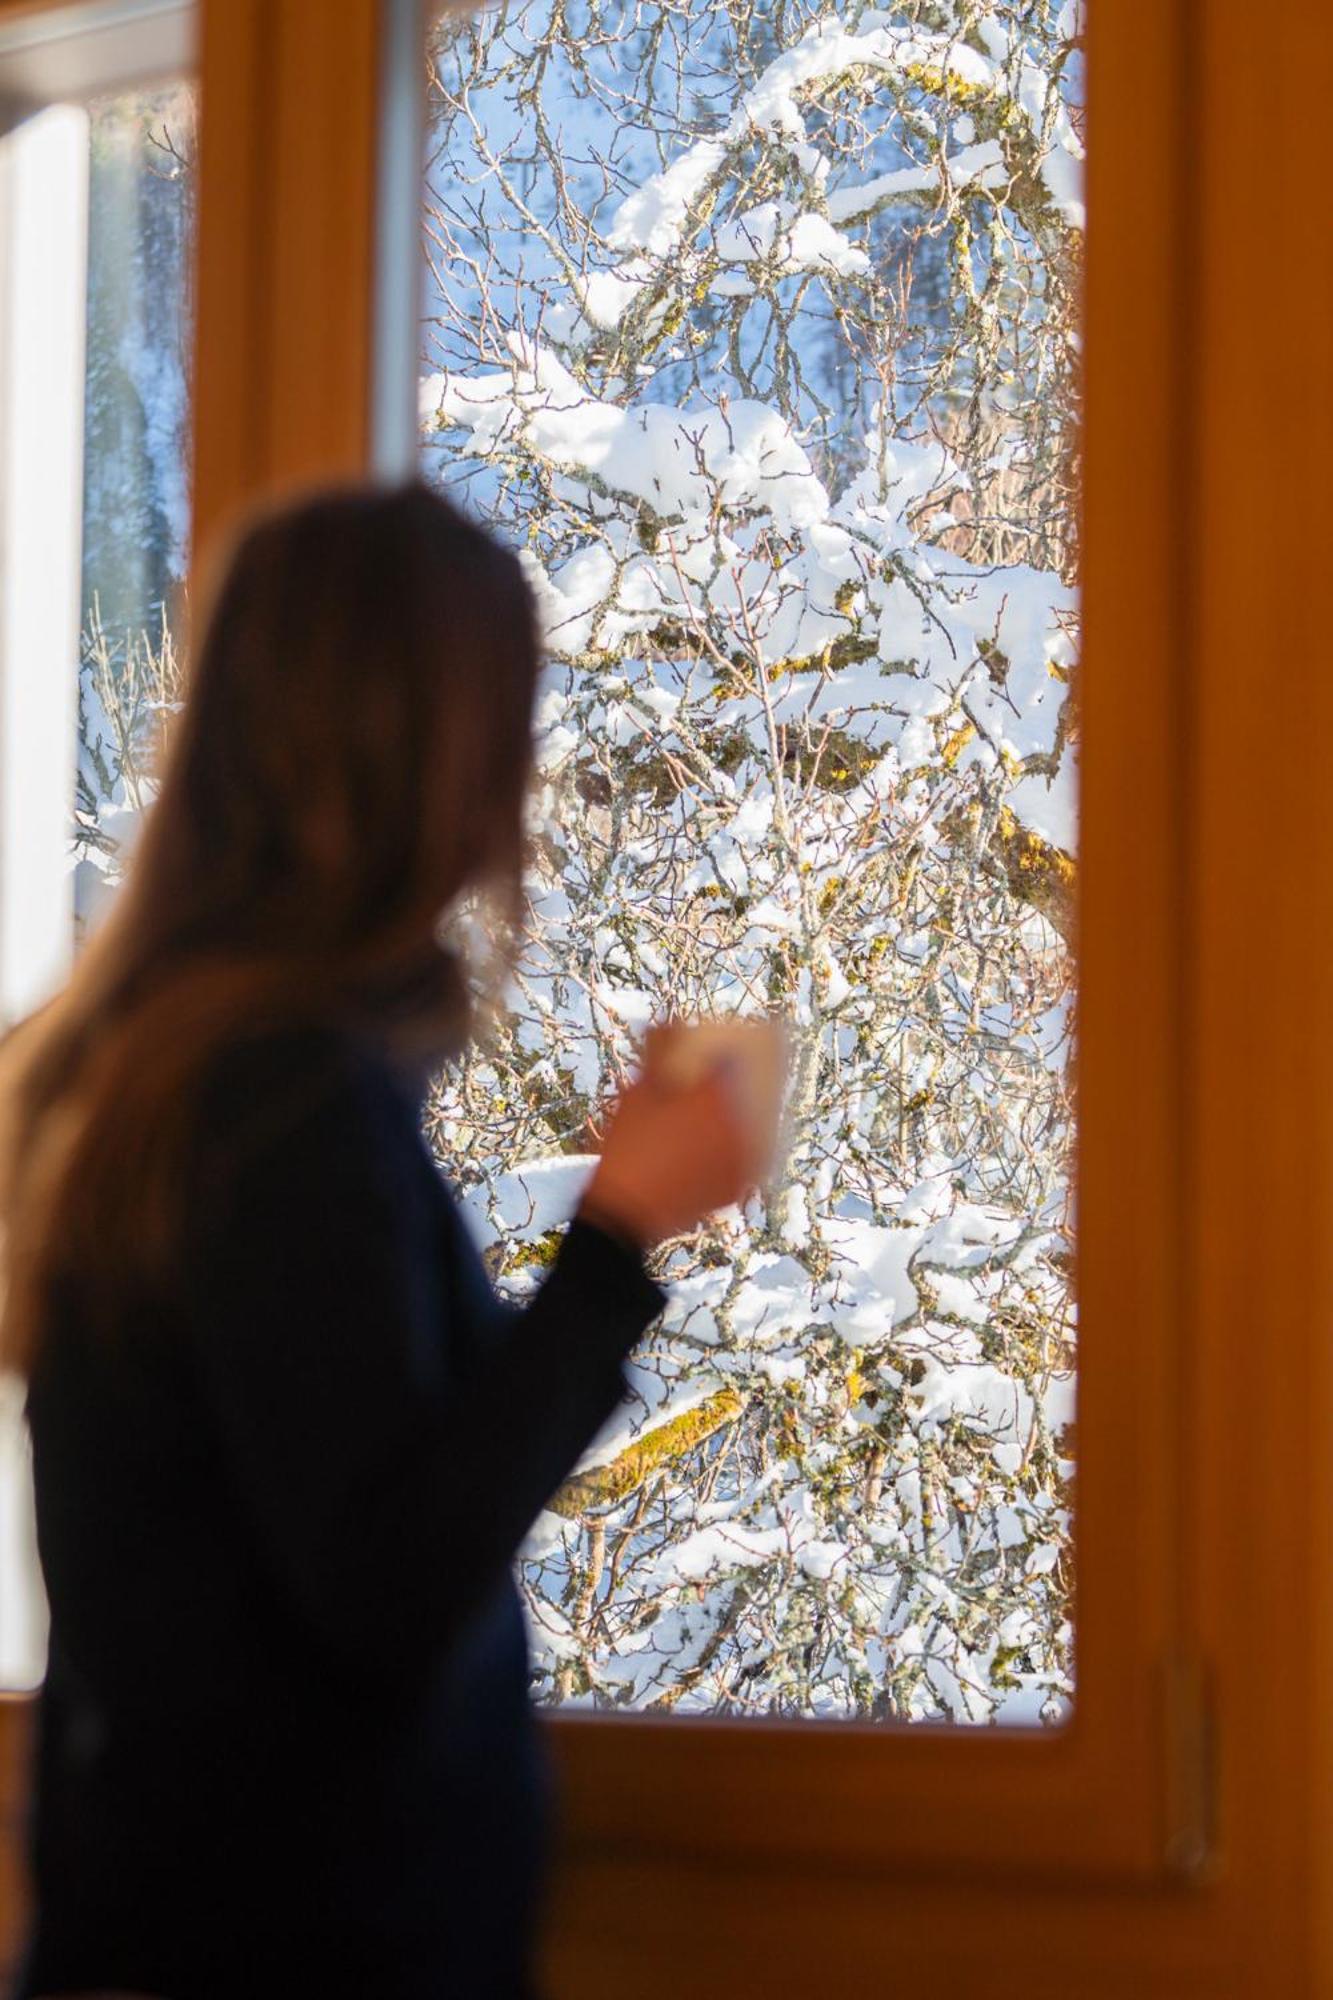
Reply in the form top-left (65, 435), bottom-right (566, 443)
top-left (0, 484), bottom-right (750, 1998)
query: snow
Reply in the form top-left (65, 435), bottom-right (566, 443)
top-left (575, 264), bottom-right (653, 331)
top-left (729, 1254), bottom-right (823, 1345)
top-left (715, 202), bottom-right (870, 278)
top-left (577, 1373), bottom-right (723, 1476)
top-left (1007, 762), bottom-right (1078, 856)
top-left (827, 141), bottom-right (1007, 221)
top-left (734, 15), bottom-right (994, 147)
top-left (521, 1508), bottom-right (572, 1561)
top-left (779, 1183), bottom-right (812, 1249)
top-left (460, 1154), bottom-right (596, 1250)
top-left (910, 1357), bottom-right (1030, 1439)
top-left (433, 336), bottom-right (831, 539)
top-left (824, 1218), bottom-right (922, 1331)
top-left (607, 138), bottom-right (728, 257)
top-left (1041, 139), bottom-right (1086, 230)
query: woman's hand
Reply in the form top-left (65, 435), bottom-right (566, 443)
top-left (577, 1057), bottom-right (753, 1253)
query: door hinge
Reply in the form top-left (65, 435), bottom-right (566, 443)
top-left (1161, 1651), bottom-right (1218, 1883)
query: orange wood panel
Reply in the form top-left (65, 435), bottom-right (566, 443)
top-left (191, 0), bottom-right (383, 571)
top-left (188, 0), bottom-right (267, 564)
top-left (543, 1853), bottom-right (1230, 2000)
top-left (0, 1699), bottom-right (31, 1986)
top-left (1187, 0), bottom-right (1333, 1988)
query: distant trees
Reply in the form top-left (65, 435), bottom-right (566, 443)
top-left (422, 0), bottom-right (1082, 1720)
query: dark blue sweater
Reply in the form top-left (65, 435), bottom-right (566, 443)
top-left (18, 1029), bottom-right (664, 1999)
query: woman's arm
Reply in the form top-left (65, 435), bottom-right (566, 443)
top-left (187, 1036), bottom-right (663, 1691)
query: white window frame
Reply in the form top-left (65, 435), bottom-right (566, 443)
top-left (0, 0), bottom-right (196, 1690)
top-left (0, 0), bottom-right (195, 1024)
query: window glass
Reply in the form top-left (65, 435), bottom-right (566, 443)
top-left (0, 77), bottom-right (195, 1691)
top-left (75, 81), bottom-right (195, 934)
top-left (423, 0), bottom-right (1083, 1721)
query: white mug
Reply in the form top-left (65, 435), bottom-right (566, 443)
top-left (643, 1016), bottom-right (790, 1182)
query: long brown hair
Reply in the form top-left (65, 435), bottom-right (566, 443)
top-left (0, 481), bottom-right (540, 1374)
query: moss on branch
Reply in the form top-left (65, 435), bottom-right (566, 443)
top-left (993, 805), bottom-right (1075, 944)
top-left (942, 800), bottom-right (1075, 944)
top-left (549, 1386), bottom-right (744, 1518)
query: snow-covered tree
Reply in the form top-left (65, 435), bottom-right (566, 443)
top-left (422, 0), bottom-right (1082, 1721)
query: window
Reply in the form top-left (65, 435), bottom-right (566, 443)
top-left (0, 8), bottom-right (196, 1692)
top-left (422, 0), bottom-right (1082, 1723)
top-left (75, 79), bottom-right (194, 933)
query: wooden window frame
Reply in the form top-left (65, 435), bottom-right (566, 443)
top-left (190, 0), bottom-right (1187, 1882)
top-left (200, 0), bottom-right (1187, 1883)
top-left (546, 0), bottom-right (1189, 1887)
top-left (6, 0), bottom-right (1333, 1990)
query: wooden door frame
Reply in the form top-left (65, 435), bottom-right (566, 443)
top-left (517, 0), bottom-right (1193, 1891)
